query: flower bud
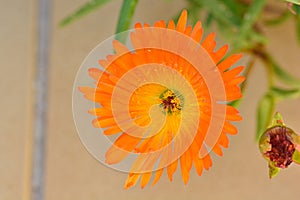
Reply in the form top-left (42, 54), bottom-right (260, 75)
top-left (259, 112), bottom-right (300, 178)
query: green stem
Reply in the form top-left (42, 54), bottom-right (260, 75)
top-left (115, 0), bottom-right (139, 43)
top-left (235, 0), bottom-right (267, 47)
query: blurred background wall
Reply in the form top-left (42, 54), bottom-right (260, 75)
top-left (1, 0), bottom-right (300, 200)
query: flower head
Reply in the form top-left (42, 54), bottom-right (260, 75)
top-left (79, 9), bottom-right (244, 189)
top-left (259, 112), bottom-right (300, 178)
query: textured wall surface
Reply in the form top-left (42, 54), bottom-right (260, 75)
top-left (1, 0), bottom-right (300, 200)
top-left (0, 0), bottom-right (35, 199)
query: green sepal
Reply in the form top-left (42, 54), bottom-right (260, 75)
top-left (271, 112), bottom-right (285, 126)
top-left (292, 150), bottom-right (300, 164)
top-left (292, 134), bottom-right (300, 144)
top-left (259, 132), bottom-right (271, 155)
top-left (269, 163), bottom-right (280, 178)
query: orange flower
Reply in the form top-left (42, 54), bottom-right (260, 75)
top-left (79, 9), bottom-right (244, 189)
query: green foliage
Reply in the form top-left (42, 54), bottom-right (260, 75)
top-left (60, 0), bottom-right (112, 26)
top-left (237, 0), bottom-right (267, 40)
top-left (264, 11), bottom-right (291, 26)
top-left (256, 94), bottom-right (275, 141)
top-left (115, 0), bottom-right (139, 43)
top-left (269, 86), bottom-right (300, 100)
top-left (286, 0), bottom-right (300, 5)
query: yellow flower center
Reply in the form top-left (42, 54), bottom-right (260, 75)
top-left (159, 89), bottom-right (183, 115)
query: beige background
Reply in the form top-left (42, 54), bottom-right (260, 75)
top-left (1, 0), bottom-right (300, 200)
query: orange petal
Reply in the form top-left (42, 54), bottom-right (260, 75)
top-left (180, 150), bottom-right (192, 184)
top-left (223, 66), bottom-right (244, 80)
top-left (105, 133), bottom-right (141, 164)
top-left (124, 173), bottom-right (140, 189)
top-left (226, 105), bottom-right (242, 121)
top-left (225, 86), bottom-right (242, 101)
top-left (218, 54), bottom-right (243, 72)
top-left (218, 132), bottom-right (229, 148)
top-left (113, 40), bottom-right (129, 55)
top-left (134, 22), bottom-right (142, 29)
top-left (193, 157), bottom-right (204, 176)
top-left (212, 44), bottom-right (229, 64)
top-left (98, 59), bottom-right (110, 68)
top-left (167, 160), bottom-right (178, 181)
top-left (167, 20), bottom-right (175, 30)
top-left (92, 117), bottom-right (117, 128)
top-left (78, 86), bottom-right (94, 96)
top-left (154, 20), bottom-right (166, 28)
top-left (203, 155), bottom-right (212, 170)
top-left (212, 144), bottom-right (223, 156)
top-left (202, 32), bottom-right (216, 53)
top-left (184, 25), bottom-right (192, 36)
top-left (176, 9), bottom-right (187, 33)
top-left (79, 86), bottom-right (107, 102)
top-left (88, 108), bottom-right (112, 117)
top-left (88, 68), bottom-right (102, 81)
top-left (223, 121), bottom-right (238, 135)
top-left (191, 21), bottom-right (203, 42)
top-left (140, 172), bottom-right (152, 189)
top-left (152, 168), bottom-right (164, 186)
top-left (227, 76), bottom-right (245, 86)
top-left (103, 125), bottom-right (122, 135)
top-left (97, 83), bottom-right (114, 94)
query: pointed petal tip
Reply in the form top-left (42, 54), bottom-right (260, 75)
top-left (176, 9), bottom-right (188, 32)
top-left (179, 9), bottom-right (187, 19)
top-left (124, 182), bottom-right (133, 189)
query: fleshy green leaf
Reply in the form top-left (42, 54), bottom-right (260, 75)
top-left (60, 0), bottom-right (112, 26)
top-left (293, 4), bottom-right (300, 15)
top-left (285, 0), bottom-right (300, 5)
top-left (232, 0), bottom-right (267, 50)
top-left (238, 0), bottom-right (267, 39)
top-left (264, 11), bottom-right (291, 26)
top-left (115, 0), bottom-right (139, 43)
top-left (256, 94), bottom-right (275, 141)
top-left (269, 86), bottom-right (300, 100)
top-left (292, 150), bottom-right (300, 164)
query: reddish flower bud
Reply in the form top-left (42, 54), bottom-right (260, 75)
top-left (259, 112), bottom-right (300, 178)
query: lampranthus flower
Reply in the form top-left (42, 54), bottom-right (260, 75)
top-left (259, 112), bottom-right (300, 178)
top-left (79, 9), bottom-right (245, 189)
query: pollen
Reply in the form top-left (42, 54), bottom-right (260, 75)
top-left (159, 89), bottom-right (183, 115)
